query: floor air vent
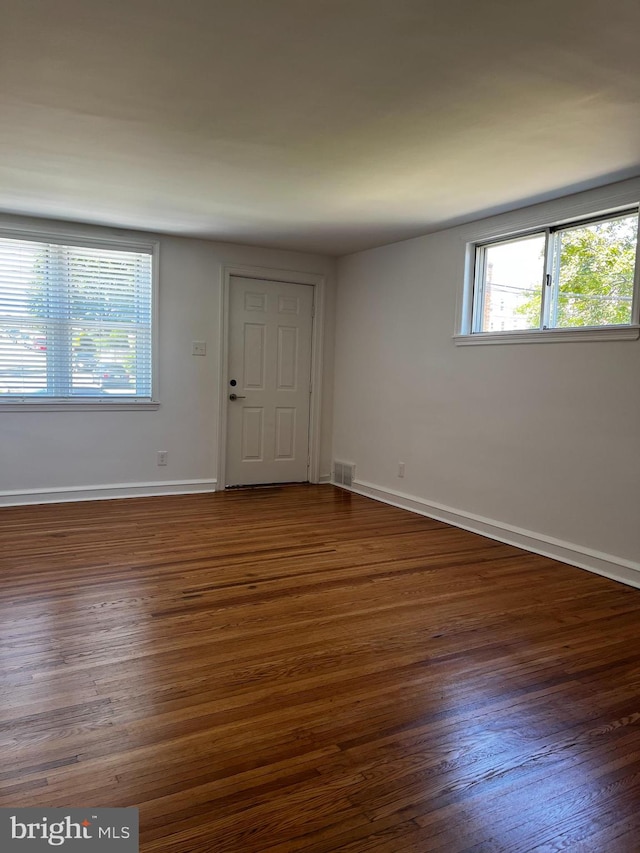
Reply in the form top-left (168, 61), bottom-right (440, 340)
top-left (334, 461), bottom-right (355, 488)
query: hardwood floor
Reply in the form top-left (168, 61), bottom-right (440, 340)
top-left (1, 484), bottom-right (640, 852)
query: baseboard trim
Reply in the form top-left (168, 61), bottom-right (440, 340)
top-left (0, 479), bottom-right (218, 506)
top-left (337, 478), bottom-right (640, 590)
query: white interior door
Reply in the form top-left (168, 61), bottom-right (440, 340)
top-left (225, 276), bottom-right (314, 486)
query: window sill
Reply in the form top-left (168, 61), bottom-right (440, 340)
top-left (454, 325), bottom-right (640, 346)
top-left (0, 400), bottom-right (160, 412)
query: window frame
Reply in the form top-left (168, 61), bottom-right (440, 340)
top-left (0, 227), bottom-right (160, 410)
top-left (456, 204), bottom-right (640, 346)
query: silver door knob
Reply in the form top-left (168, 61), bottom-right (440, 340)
top-left (229, 393), bottom-right (246, 400)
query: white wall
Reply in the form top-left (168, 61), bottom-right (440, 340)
top-left (0, 215), bottom-right (336, 501)
top-left (333, 178), bottom-right (640, 581)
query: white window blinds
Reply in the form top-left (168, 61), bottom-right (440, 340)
top-left (0, 235), bottom-right (153, 401)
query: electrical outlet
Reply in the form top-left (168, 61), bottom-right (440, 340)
top-left (157, 451), bottom-right (168, 466)
top-left (398, 462), bottom-right (405, 478)
top-left (192, 341), bottom-right (206, 356)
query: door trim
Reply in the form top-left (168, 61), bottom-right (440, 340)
top-left (217, 264), bottom-right (325, 489)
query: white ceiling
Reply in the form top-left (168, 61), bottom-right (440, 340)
top-left (1, 0), bottom-right (640, 255)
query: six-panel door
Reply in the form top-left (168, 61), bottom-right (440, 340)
top-left (225, 276), bottom-right (314, 486)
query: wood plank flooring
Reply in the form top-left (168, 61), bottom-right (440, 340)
top-left (1, 484), bottom-right (639, 852)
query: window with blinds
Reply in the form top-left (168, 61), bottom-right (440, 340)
top-left (0, 234), bottom-right (154, 402)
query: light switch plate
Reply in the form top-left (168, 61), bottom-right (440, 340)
top-left (192, 341), bottom-right (206, 356)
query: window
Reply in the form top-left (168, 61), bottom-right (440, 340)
top-left (0, 233), bottom-right (155, 404)
top-left (465, 208), bottom-right (640, 341)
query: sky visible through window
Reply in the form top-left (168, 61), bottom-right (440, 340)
top-left (482, 234), bottom-right (544, 331)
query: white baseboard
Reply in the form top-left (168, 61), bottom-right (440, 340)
top-left (318, 474), bottom-right (333, 484)
top-left (0, 479), bottom-right (218, 506)
top-left (337, 478), bottom-right (640, 591)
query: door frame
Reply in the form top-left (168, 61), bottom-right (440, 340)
top-left (217, 264), bottom-right (325, 489)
